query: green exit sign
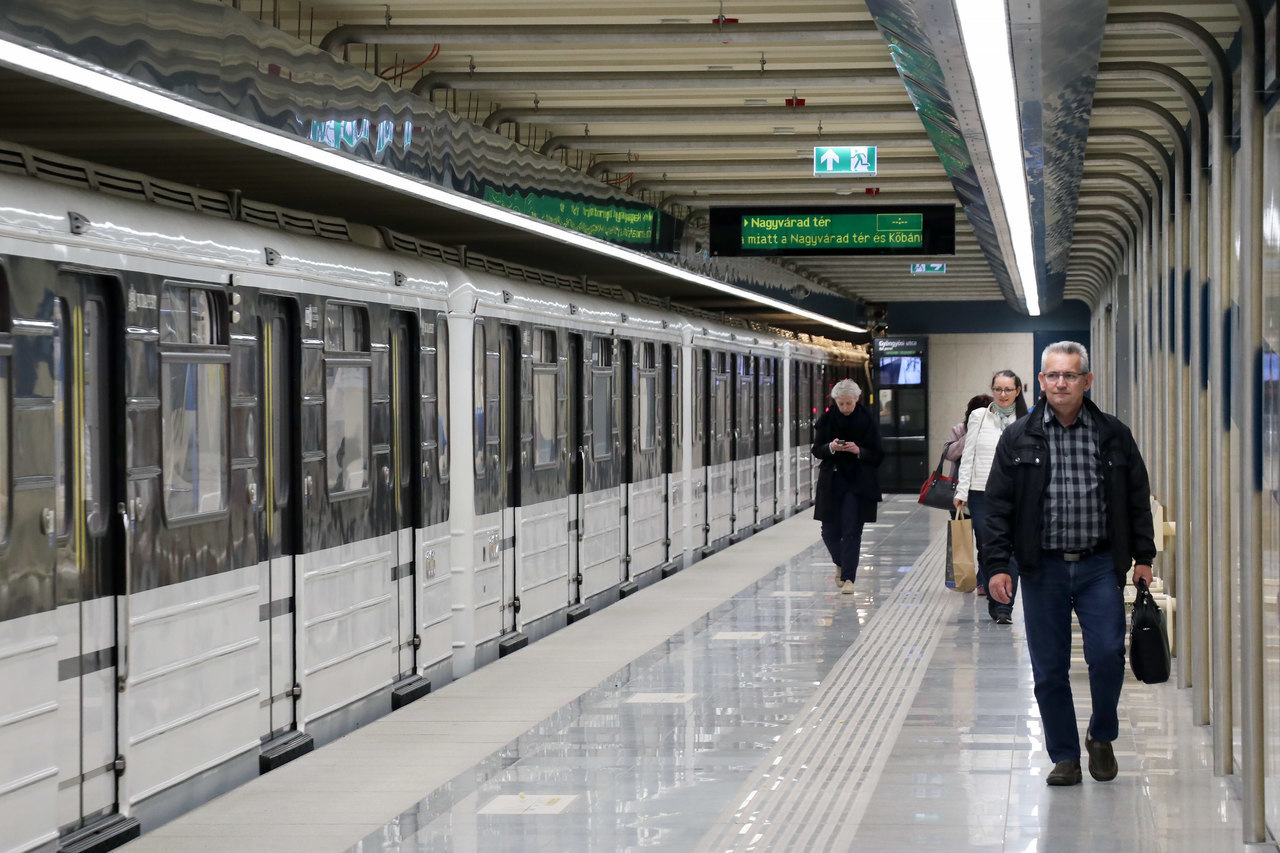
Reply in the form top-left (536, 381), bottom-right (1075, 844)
top-left (910, 263), bottom-right (947, 274)
top-left (813, 146), bottom-right (877, 176)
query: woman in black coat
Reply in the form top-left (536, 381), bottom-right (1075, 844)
top-left (812, 379), bottom-right (884, 593)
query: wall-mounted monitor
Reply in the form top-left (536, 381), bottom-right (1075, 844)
top-left (878, 354), bottom-right (922, 385)
top-left (708, 204), bottom-right (956, 257)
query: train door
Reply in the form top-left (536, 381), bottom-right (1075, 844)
top-left (619, 338), bottom-right (634, 581)
top-left (691, 348), bottom-right (708, 553)
top-left (707, 351), bottom-right (732, 546)
top-left (731, 353), bottom-right (757, 538)
top-left (499, 324), bottom-right (520, 636)
top-left (796, 361), bottom-right (814, 505)
top-left (627, 340), bottom-right (665, 580)
top-left (50, 275), bottom-right (128, 841)
top-left (758, 356), bottom-right (778, 523)
top-left (389, 312), bottom-right (420, 677)
top-left (566, 333), bottom-right (584, 605)
top-left (257, 296), bottom-right (301, 742)
top-left (662, 343), bottom-right (680, 569)
top-left (579, 334), bottom-right (623, 601)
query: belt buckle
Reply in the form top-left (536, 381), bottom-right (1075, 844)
top-left (1062, 550), bottom-right (1083, 562)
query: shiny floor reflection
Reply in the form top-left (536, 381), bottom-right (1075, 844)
top-left (349, 498), bottom-right (1275, 852)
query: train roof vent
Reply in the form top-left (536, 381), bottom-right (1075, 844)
top-left (0, 144), bottom-right (29, 176)
top-left (379, 229), bottom-right (462, 264)
top-left (95, 171), bottom-right (152, 203)
top-left (30, 154), bottom-right (93, 190)
top-left (240, 203), bottom-right (283, 229)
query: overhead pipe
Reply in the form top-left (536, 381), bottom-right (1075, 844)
top-left (484, 104), bottom-right (920, 133)
top-left (588, 155), bottom-right (944, 180)
top-left (414, 68), bottom-right (902, 96)
top-left (320, 21), bottom-right (884, 54)
top-left (542, 132), bottom-right (935, 156)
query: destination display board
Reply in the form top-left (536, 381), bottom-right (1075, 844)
top-left (709, 205), bottom-right (955, 257)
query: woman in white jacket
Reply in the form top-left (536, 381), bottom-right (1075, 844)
top-left (954, 370), bottom-right (1027, 623)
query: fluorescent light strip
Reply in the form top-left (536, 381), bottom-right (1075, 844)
top-left (953, 0), bottom-right (1041, 316)
top-left (1, 39), bottom-right (866, 334)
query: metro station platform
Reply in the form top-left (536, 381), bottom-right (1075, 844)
top-left (120, 497), bottom-right (1274, 853)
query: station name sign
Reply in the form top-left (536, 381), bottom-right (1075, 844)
top-left (709, 205), bottom-right (955, 257)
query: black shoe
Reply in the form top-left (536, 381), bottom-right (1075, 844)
top-left (992, 607), bottom-right (1013, 624)
top-left (1085, 731), bottom-right (1118, 781)
top-left (1046, 759), bottom-right (1082, 786)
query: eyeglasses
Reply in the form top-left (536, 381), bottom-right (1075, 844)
top-left (1043, 372), bottom-right (1085, 383)
top-left (991, 387), bottom-right (1018, 394)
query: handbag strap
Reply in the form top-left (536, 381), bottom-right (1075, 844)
top-left (933, 440), bottom-right (954, 475)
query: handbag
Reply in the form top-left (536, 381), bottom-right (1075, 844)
top-left (1129, 578), bottom-right (1171, 684)
top-left (945, 507), bottom-right (977, 592)
top-left (918, 442), bottom-right (956, 510)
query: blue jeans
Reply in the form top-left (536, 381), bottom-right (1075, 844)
top-left (820, 478), bottom-right (866, 584)
top-left (1020, 550), bottom-right (1127, 762)
top-left (968, 490), bottom-right (1018, 613)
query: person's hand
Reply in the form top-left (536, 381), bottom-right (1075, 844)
top-left (988, 574), bottom-right (1013, 604)
top-left (1133, 564), bottom-right (1154, 588)
top-left (953, 498), bottom-right (966, 511)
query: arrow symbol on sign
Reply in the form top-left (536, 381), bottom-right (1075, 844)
top-left (820, 149), bottom-right (841, 171)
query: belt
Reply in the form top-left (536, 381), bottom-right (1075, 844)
top-left (1043, 540), bottom-right (1110, 562)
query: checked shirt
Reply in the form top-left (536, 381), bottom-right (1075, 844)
top-left (1041, 406), bottom-right (1108, 551)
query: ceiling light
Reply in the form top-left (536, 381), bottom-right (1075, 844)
top-left (772, 126), bottom-right (795, 135)
top-left (0, 37), bottom-right (867, 335)
top-left (954, 0), bottom-right (1041, 316)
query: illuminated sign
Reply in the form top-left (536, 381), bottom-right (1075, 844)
top-left (482, 187), bottom-right (666, 250)
top-left (813, 146), bottom-right (877, 176)
top-left (910, 263), bottom-right (947, 274)
top-left (709, 205), bottom-right (955, 257)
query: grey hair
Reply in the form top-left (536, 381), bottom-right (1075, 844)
top-left (1040, 340), bottom-right (1091, 374)
top-left (830, 379), bottom-right (863, 401)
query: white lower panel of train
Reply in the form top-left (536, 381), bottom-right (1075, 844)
top-left (757, 452), bottom-right (780, 523)
top-left (668, 475), bottom-right (688, 569)
top-left (628, 474), bottom-right (668, 579)
top-left (795, 448), bottom-right (815, 507)
top-left (580, 486), bottom-right (624, 603)
top-left (515, 498), bottom-right (571, 637)
top-left (732, 458), bottom-right (756, 537)
top-left (689, 468), bottom-right (708, 555)
top-left (707, 462), bottom-right (733, 545)
top-left (0, 610), bottom-right (59, 853)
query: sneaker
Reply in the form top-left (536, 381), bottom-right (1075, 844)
top-left (1085, 731), bottom-right (1118, 781)
top-left (976, 585), bottom-right (987, 596)
top-left (993, 607), bottom-right (1013, 625)
top-left (840, 580), bottom-right (855, 594)
top-left (1046, 759), bottom-right (1082, 786)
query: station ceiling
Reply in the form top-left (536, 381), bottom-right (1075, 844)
top-left (0, 0), bottom-right (1252, 336)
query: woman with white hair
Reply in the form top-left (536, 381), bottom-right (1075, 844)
top-left (812, 379), bottom-right (884, 593)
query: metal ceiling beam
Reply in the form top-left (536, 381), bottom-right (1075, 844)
top-left (1097, 62), bottom-right (1208, 168)
top-left (415, 69), bottom-right (903, 96)
top-left (320, 21), bottom-right (885, 53)
top-left (588, 155), bottom-right (945, 179)
top-left (1083, 152), bottom-right (1162, 195)
top-left (542, 133), bottom-right (935, 155)
top-left (485, 104), bottom-right (920, 132)
top-left (1088, 129), bottom-right (1175, 186)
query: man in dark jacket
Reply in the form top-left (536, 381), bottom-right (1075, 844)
top-left (984, 341), bottom-right (1156, 787)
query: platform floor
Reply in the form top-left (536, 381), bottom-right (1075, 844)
top-left (121, 496), bottom-right (1276, 852)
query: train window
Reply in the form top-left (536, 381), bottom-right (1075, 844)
top-left (324, 302), bottom-right (368, 352)
top-left (533, 330), bottom-right (556, 467)
top-left (325, 364), bottom-right (369, 493)
top-left (591, 337), bottom-right (613, 459)
top-left (322, 302), bottom-right (370, 496)
top-left (52, 302), bottom-right (69, 538)
top-left (268, 317), bottom-right (290, 507)
top-left (641, 342), bottom-right (655, 370)
top-left (0, 355), bottom-right (6, 542)
top-left (473, 325), bottom-right (485, 476)
top-left (435, 316), bottom-right (449, 482)
top-left (83, 300), bottom-right (108, 535)
top-left (162, 362), bottom-right (228, 519)
top-left (639, 372), bottom-right (656, 451)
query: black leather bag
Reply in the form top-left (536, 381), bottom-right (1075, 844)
top-left (1129, 579), bottom-right (1171, 684)
top-left (918, 442), bottom-right (956, 510)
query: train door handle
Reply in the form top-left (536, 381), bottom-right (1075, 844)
top-left (521, 451), bottom-right (528, 467)
top-left (382, 465), bottom-right (391, 486)
top-left (303, 475), bottom-right (314, 507)
top-left (422, 459), bottom-right (430, 480)
top-left (247, 482), bottom-right (258, 509)
top-left (40, 507), bottom-right (55, 537)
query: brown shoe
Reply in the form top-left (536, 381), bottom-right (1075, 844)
top-left (1046, 759), bottom-right (1082, 786)
top-left (1085, 731), bottom-right (1118, 781)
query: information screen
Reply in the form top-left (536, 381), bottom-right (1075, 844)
top-left (709, 205), bottom-right (954, 257)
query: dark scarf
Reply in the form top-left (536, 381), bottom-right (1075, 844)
top-left (827, 405), bottom-right (863, 442)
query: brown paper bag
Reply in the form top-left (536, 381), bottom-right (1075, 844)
top-left (947, 509), bottom-right (977, 592)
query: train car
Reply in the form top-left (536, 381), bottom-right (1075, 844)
top-left (0, 143), bottom-right (864, 853)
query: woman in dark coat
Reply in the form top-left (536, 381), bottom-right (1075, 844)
top-left (812, 379), bottom-right (884, 593)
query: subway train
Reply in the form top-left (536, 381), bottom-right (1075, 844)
top-left (0, 143), bottom-right (871, 852)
